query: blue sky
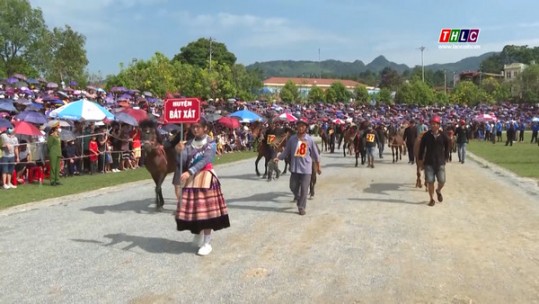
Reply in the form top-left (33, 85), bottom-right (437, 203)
top-left (30, 0), bottom-right (539, 76)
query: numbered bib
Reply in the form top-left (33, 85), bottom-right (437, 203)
top-left (366, 133), bottom-right (375, 143)
top-left (267, 134), bottom-right (276, 144)
top-left (294, 141), bottom-right (308, 157)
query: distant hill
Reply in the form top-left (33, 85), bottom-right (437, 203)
top-left (246, 52), bottom-right (498, 78)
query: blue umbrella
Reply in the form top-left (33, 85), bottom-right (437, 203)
top-left (0, 99), bottom-right (18, 112)
top-left (0, 118), bottom-right (13, 128)
top-left (229, 109), bottom-right (263, 122)
top-left (114, 112), bottom-right (138, 126)
top-left (15, 110), bottom-right (48, 124)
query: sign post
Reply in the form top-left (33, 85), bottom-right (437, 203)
top-left (163, 98), bottom-right (201, 209)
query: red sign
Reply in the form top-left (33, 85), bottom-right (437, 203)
top-left (163, 98), bottom-right (201, 124)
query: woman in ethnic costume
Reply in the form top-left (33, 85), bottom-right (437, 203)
top-left (173, 118), bottom-right (230, 256)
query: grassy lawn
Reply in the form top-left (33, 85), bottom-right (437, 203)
top-left (0, 150), bottom-right (257, 210)
top-left (467, 135), bottom-right (539, 181)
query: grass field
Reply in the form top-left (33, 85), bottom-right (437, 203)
top-left (467, 135), bottom-right (539, 181)
top-left (0, 150), bottom-right (257, 210)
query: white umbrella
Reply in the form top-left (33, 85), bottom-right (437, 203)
top-left (532, 117), bottom-right (539, 122)
top-left (49, 99), bottom-right (114, 121)
top-left (474, 114), bottom-right (497, 123)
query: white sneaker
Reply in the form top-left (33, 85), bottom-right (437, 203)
top-left (9, 183), bottom-right (16, 189)
top-left (192, 233), bottom-right (203, 247)
top-left (197, 243), bottom-right (212, 256)
top-left (2, 184), bottom-right (9, 189)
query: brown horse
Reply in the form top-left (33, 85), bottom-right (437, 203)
top-left (139, 120), bottom-right (177, 210)
top-left (444, 126), bottom-right (456, 162)
top-left (255, 127), bottom-right (292, 177)
top-left (315, 124), bottom-right (329, 152)
top-left (387, 124), bottom-right (406, 163)
top-left (414, 131), bottom-right (427, 190)
top-left (309, 143), bottom-right (321, 199)
top-left (342, 125), bottom-right (358, 157)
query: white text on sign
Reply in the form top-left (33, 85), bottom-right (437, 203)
top-left (172, 100), bottom-right (193, 107)
top-left (169, 109), bottom-right (197, 119)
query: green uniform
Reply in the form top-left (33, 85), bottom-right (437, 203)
top-left (47, 134), bottom-right (62, 184)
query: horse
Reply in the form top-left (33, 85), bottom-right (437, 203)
top-left (444, 125), bottom-right (457, 162)
top-left (342, 124), bottom-right (358, 157)
top-left (255, 127), bottom-right (292, 178)
top-left (139, 119), bottom-right (178, 210)
top-left (316, 124), bottom-right (329, 152)
top-left (327, 126), bottom-right (337, 153)
top-left (387, 124), bottom-right (406, 163)
top-left (414, 131), bottom-right (427, 190)
top-left (352, 129), bottom-right (366, 167)
top-left (309, 143), bottom-right (321, 199)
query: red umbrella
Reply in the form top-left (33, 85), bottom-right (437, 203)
top-left (14, 121), bottom-right (42, 136)
top-left (277, 112), bottom-right (298, 122)
top-left (217, 116), bottom-right (240, 129)
top-left (123, 108), bottom-right (148, 122)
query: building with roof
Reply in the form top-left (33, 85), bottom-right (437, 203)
top-left (262, 77), bottom-right (379, 97)
top-left (503, 63), bottom-right (528, 81)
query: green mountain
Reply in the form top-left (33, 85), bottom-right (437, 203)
top-left (246, 52), bottom-right (498, 78)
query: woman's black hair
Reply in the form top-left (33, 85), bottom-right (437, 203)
top-left (198, 117), bottom-right (208, 128)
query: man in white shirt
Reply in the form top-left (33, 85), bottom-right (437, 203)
top-left (1, 127), bottom-right (19, 189)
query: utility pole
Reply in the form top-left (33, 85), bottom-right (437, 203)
top-left (318, 48), bottom-right (321, 79)
top-left (444, 70), bottom-right (447, 95)
top-left (209, 37), bottom-right (213, 72)
top-left (419, 46), bottom-right (426, 82)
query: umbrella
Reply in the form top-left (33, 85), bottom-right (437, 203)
top-left (110, 86), bottom-right (127, 93)
top-left (14, 98), bottom-right (32, 106)
top-left (123, 108), bottom-right (148, 122)
top-left (277, 112), bottom-right (298, 122)
top-left (15, 110), bottom-right (48, 124)
top-left (0, 99), bottom-right (18, 112)
top-left (45, 120), bottom-right (71, 128)
top-left (474, 114), bottom-right (497, 123)
top-left (59, 129), bottom-right (76, 141)
top-left (14, 121), bottom-right (42, 136)
top-left (333, 118), bottom-right (345, 124)
top-left (204, 113), bottom-right (222, 122)
top-left (532, 117), bottom-right (539, 123)
top-left (26, 78), bottom-right (39, 85)
top-left (49, 99), bottom-right (114, 121)
top-left (46, 82), bottom-right (59, 89)
top-left (12, 73), bottom-right (27, 80)
top-left (114, 112), bottom-right (138, 126)
top-left (229, 109), bottom-right (263, 122)
top-left (161, 124), bottom-right (182, 133)
top-left (5, 77), bottom-right (18, 84)
top-left (217, 116), bottom-right (240, 129)
top-left (0, 118), bottom-right (13, 128)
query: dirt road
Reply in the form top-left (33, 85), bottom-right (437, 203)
top-left (1, 146), bottom-right (538, 303)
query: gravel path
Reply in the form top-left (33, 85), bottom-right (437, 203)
top-left (1, 145), bottom-right (538, 303)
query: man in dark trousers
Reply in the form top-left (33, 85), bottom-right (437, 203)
top-left (505, 122), bottom-right (516, 146)
top-left (418, 116), bottom-right (450, 207)
top-left (403, 119), bottom-right (418, 164)
top-left (375, 124), bottom-right (386, 159)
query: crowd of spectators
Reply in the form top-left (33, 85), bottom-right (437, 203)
top-left (1, 74), bottom-right (538, 190)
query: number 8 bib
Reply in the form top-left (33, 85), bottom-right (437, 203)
top-left (294, 141), bottom-right (308, 157)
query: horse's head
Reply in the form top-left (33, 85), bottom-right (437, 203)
top-left (139, 119), bottom-right (161, 152)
